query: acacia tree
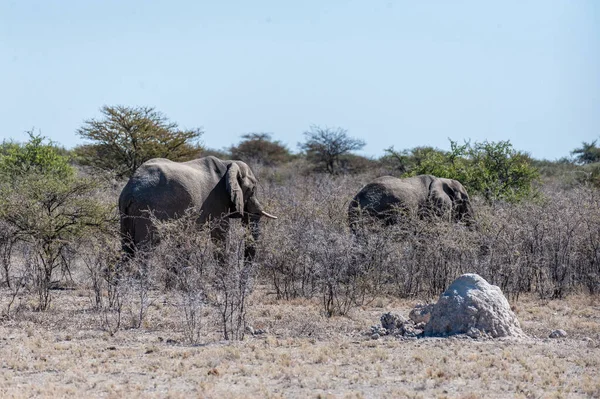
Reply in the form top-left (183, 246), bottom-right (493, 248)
top-left (230, 133), bottom-right (292, 166)
top-left (299, 125), bottom-right (366, 174)
top-left (75, 105), bottom-right (203, 178)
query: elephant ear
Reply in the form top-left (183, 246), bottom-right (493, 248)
top-left (441, 179), bottom-right (468, 204)
top-left (226, 163), bottom-right (244, 215)
top-left (428, 179), bottom-right (453, 216)
top-left (445, 179), bottom-right (473, 220)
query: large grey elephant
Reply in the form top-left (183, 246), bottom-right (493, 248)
top-left (348, 175), bottom-right (473, 232)
top-left (119, 156), bottom-right (277, 260)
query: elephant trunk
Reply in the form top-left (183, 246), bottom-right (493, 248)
top-left (241, 196), bottom-right (277, 261)
top-left (242, 216), bottom-right (260, 261)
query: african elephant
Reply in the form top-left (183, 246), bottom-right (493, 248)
top-left (348, 175), bottom-right (473, 232)
top-left (118, 156), bottom-right (277, 260)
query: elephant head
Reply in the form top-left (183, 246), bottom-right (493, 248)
top-left (225, 161), bottom-right (277, 221)
top-left (225, 161), bottom-right (277, 259)
top-left (428, 177), bottom-right (474, 225)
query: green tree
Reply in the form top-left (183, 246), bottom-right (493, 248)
top-left (382, 146), bottom-right (447, 175)
top-left (298, 125), bottom-right (366, 174)
top-left (0, 133), bottom-right (73, 180)
top-left (230, 133), bottom-right (292, 166)
top-left (408, 139), bottom-right (539, 203)
top-left (0, 133), bottom-right (114, 310)
top-left (571, 140), bottom-right (600, 165)
top-left (75, 105), bottom-right (203, 178)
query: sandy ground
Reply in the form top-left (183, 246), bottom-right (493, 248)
top-left (0, 289), bottom-right (598, 398)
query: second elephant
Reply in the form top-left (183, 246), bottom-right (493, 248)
top-left (348, 175), bottom-right (473, 232)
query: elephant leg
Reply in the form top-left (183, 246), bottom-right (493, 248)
top-left (242, 217), bottom-right (260, 263)
top-left (210, 217), bottom-right (229, 264)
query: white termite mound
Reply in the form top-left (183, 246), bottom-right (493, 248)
top-left (424, 273), bottom-right (525, 338)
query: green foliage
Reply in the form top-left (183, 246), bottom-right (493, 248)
top-left (404, 139), bottom-right (539, 202)
top-left (298, 125), bottom-right (366, 174)
top-left (75, 105), bottom-right (203, 178)
top-left (0, 134), bottom-right (115, 310)
top-left (0, 131), bottom-right (73, 181)
top-left (571, 140), bottom-right (600, 165)
top-left (230, 133), bottom-right (292, 166)
top-left (381, 146), bottom-right (446, 175)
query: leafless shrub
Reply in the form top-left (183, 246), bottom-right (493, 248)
top-left (152, 209), bottom-right (256, 340)
top-left (123, 255), bottom-right (155, 329)
top-left (258, 173), bottom-right (600, 304)
top-left (152, 209), bottom-right (218, 343)
top-left (151, 208), bottom-right (218, 289)
top-left (79, 236), bottom-right (121, 310)
top-left (178, 283), bottom-right (206, 344)
top-left (20, 241), bottom-right (58, 311)
top-left (476, 186), bottom-right (600, 298)
top-left (259, 175), bottom-right (356, 301)
top-left (211, 223), bottom-right (255, 340)
top-left (100, 279), bottom-right (124, 335)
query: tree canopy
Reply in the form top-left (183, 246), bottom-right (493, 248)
top-left (75, 105), bottom-right (203, 178)
top-left (230, 133), bottom-right (292, 166)
top-left (298, 125), bottom-right (365, 174)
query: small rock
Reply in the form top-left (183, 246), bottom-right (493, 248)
top-left (370, 325), bottom-right (388, 336)
top-left (409, 303), bottom-right (433, 324)
top-left (371, 333), bottom-right (380, 340)
top-left (549, 329), bottom-right (567, 339)
top-left (403, 329), bottom-right (419, 338)
top-left (380, 312), bottom-right (406, 331)
top-left (246, 326), bottom-right (255, 335)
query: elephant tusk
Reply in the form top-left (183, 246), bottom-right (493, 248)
top-left (261, 210), bottom-right (278, 219)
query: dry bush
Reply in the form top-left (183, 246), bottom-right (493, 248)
top-left (213, 224), bottom-right (255, 340)
top-left (152, 210), bottom-right (257, 340)
top-left (79, 236), bottom-right (121, 310)
top-left (257, 172), bottom-right (600, 308)
top-left (258, 174), bottom-right (396, 315)
top-left (152, 210), bottom-right (216, 343)
top-left (476, 186), bottom-right (600, 298)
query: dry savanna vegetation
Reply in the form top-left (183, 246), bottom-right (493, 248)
top-left (0, 111), bottom-right (599, 398)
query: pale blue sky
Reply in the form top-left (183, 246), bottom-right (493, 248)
top-left (1, 0), bottom-right (598, 160)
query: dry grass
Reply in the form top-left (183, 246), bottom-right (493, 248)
top-left (0, 288), bottom-right (598, 398)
